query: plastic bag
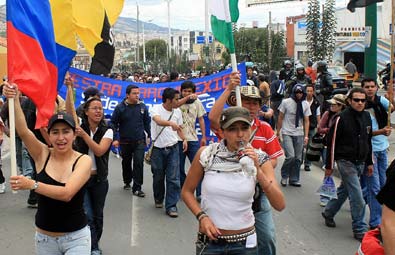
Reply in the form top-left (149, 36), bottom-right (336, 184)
top-left (316, 176), bottom-right (337, 199)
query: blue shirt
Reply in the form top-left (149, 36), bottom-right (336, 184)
top-left (365, 96), bottom-right (389, 151)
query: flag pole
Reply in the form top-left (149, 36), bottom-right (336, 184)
top-left (388, 0), bottom-right (395, 126)
top-left (8, 98), bottom-right (18, 194)
top-left (230, 53), bottom-right (242, 107)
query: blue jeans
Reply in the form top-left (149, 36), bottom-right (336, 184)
top-left (179, 141), bottom-right (201, 196)
top-left (280, 135), bottom-right (304, 183)
top-left (35, 226), bottom-right (91, 255)
top-left (120, 142), bottom-right (145, 192)
top-left (84, 176), bottom-right (109, 251)
top-left (366, 150), bottom-right (388, 228)
top-left (324, 159), bottom-right (368, 234)
top-left (196, 238), bottom-right (257, 255)
top-left (16, 136), bottom-right (34, 177)
top-left (151, 144), bottom-right (180, 211)
top-left (254, 193), bottom-right (276, 255)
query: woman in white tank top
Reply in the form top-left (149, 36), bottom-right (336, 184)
top-left (182, 107), bottom-right (285, 255)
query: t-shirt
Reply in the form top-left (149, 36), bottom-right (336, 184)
top-left (88, 128), bottom-right (113, 171)
top-left (150, 104), bottom-right (183, 148)
top-left (251, 118), bottom-right (283, 159)
top-left (365, 96), bottom-right (390, 151)
top-left (278, 98), bottom-right (311, 136)
top-left (179, 99), bottom-right (206, 141)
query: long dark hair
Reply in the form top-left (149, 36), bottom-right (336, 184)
top-left (82, 97), bottom-right (106, 127)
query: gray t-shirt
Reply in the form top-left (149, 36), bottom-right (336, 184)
top-left (278, 98), bottom-right (311, 136)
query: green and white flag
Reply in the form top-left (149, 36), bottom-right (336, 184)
top-left (209, 0), bottom-right (239, 53)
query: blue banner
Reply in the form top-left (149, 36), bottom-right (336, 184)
top-left (58, 62), bottom-right (247, 142)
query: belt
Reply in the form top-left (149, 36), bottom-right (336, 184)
top-left (154, 143), bottom-right (177, 151)
top-left (120, 139), bottom-right (145, 145)
top-left (197, 228), bottom-right (255, 244)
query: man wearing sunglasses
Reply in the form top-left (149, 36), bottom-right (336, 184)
top-left (321, 88), bottom-right (373, 242)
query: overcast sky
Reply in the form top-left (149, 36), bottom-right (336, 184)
top-left (0, 0), bottom-right (349, 30)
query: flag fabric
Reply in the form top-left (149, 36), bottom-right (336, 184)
top-left (209, 0), bottom-right (239, 53)
top-left (7, 0), bottom-right (124, 128)
top-left (7, 0), bottom-right (60, 128)
top-left (347, 0), bottom-right (383, 12)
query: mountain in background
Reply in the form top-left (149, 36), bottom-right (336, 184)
top-left (0, 5), bottom-right (182, 34)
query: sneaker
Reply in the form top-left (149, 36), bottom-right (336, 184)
top-left (133, 190), bottom-right (145, 198)
top-left (0, 182), bottom-right (5, 194)
top-left (123, 184), bottom-right (132, 190)
top-left (280, 178), bottom-right (287, 187)
top-left (304, 166), bottom-right (311, 171)
top-left (322, 212), bottom-right (336, 228)
top-left (353, 232), bottom-right (365, 242)
top-left (166, 207), bottom-right (178, 218)
top-left (289, 182), bottom-right (301, 187)
top-left (155, 200), bottom-right (163, 208)
top-left (91, 249), bottom-right (102, 255)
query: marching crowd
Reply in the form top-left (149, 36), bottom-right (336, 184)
top-left (0, 59), bottom-right (395, 255)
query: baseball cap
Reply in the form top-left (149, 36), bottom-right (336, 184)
top-left (327, 94), bottom-right (346, 105)
top-left (83, 86), bottom-right (104, 100)
top-left (220, 107), bottom-right (252, 129)
top-left (47, 112), bottom-right (76, 132)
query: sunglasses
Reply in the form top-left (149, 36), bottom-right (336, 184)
top-left (295, 91), bottom-right (303, 94)
top-left (351, 98), bottom-right (366, 103)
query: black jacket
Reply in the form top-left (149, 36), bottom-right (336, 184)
top-left (325, 107), bottom-right (373, 169)
top-left (315, 71), bottom-right (333, 99)
top-left (308, 97), bottom-right (321, 129)
top-left (75, 121), bottom-right (110, 181)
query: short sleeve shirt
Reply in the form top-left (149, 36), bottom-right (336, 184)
top-left (251, 118), bottom-right (283, 159)
top-left (179, 99), bottom-right (206, 141)
top-left (278, 98), bottom-right (311, 136)
top-left (150, 104), bottom-right (183, 148)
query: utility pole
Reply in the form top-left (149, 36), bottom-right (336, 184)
top-left (165, 0), bottom-right (172, 72)
top-left (136, 3), bottom-right (140, 65)
top-left (268, 11), bottom-right (272, 70)
top-left (205, 0), bottom-right (209, 68)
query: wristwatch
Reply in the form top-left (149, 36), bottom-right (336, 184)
top-left (31, 181), bottom-right (39, 190)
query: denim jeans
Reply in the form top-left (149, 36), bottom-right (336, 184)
top-left (151, 144), bottom-right (180, 211)
top-left (366, 150), bottom-right (388, 228)
top-left (280, 135), bottom-right (304, 183)
top-left (35, 226), bottom-right (91, 255)
top-left (303, 129), bottom-right (315, 167)
top-left (254, 193), bottom-right (276, 255)
top-left (324, 159), bottom-right (368, 234)
top-left (196, 238), bottom-right (257, 255)
top-left (120, 142), bottom-right (145, 192)
top-left (16, 136), bottom-right (34, 177)
top-left (84, 176), bottom-right (109, 251)
top-left (179, 141), bottom-right (201, 196)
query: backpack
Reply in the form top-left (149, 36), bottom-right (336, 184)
top-left (270, 79), bottom-right (285, 100)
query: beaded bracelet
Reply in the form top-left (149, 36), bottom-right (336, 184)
top-left (195, 211), bottom-right (206, 221)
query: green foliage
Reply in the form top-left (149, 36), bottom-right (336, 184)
top-left (144, 39), bottom-right (168, 62)
top-left (321, 0), bottom-right (337, 62)
top-left (306, 0), bottom-right (337, 62)
top-left (233, 27), bottom-right (286, 70)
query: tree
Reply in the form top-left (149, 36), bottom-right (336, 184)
top-left (321, 0), bottom-right (337, 62)
top-left (306, 0), bottom-right (322, 62)
top-left (144, 39), bottom-right (167, 63)
top-left (233, 27), bottom-right (286, 70)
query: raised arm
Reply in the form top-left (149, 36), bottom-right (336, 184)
top-left (3, 83), bottom-right (47, 162)
top-left (208, 72), bottom-right (239, 132)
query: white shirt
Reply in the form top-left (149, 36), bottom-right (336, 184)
top-left (88, 128), bottom-right (113, 171)
top-left (150, 104), bottom-right (183, 148)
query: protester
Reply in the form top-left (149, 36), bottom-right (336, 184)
top-left (150, 88), bottom-right (187, 217)
top-left (4, 83), bottom-right (92, 254)
top-left (377, 160), bottom-right (395, 254)
top-left (361, 78), bottom-right (393, 229)
top-left (317, 94), bottom-right (347, 206)
top-left (277, 84), bottom-right (311, 187)
top-left (76, 86), bottom-right (104, 118)
top-left (177, 81), bottom-right (206, 200)
top-left (322, 88), bottom-right (372, 242)
top-left (74, 97), bottom-right (113, 255)
top-left (270, 72), bottom-right (285, 130)
top-left (208, 74), bottom-right (284, 255)
top-left (111, 85), bottom-right (151, 196)
top-left (182, 106), bottom-right (285, 255)
top-left (303, 84), bottom-right (320, 171)
top-left (345, 59), bottom-right (358, 77)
